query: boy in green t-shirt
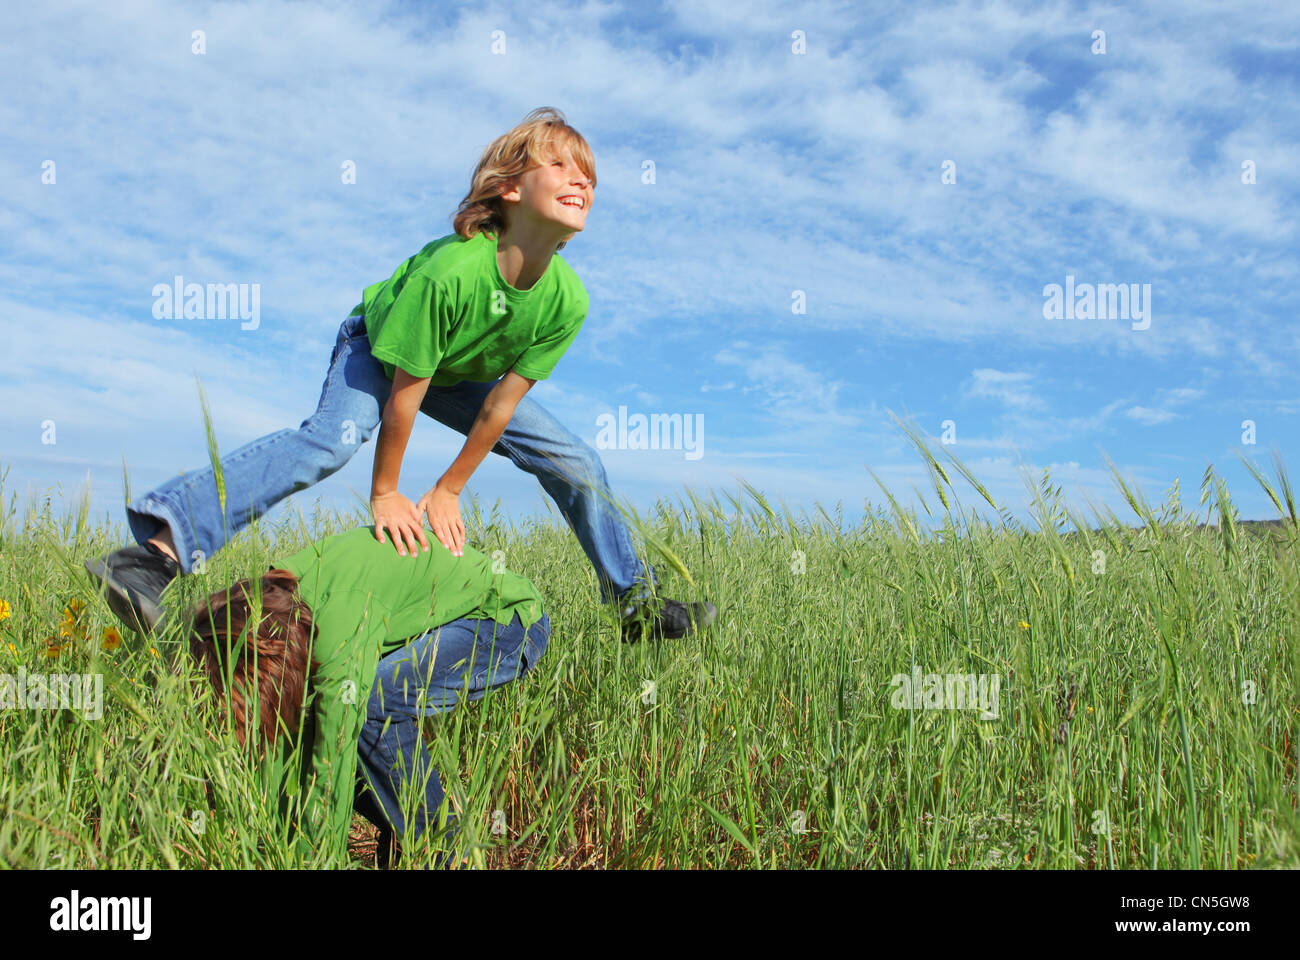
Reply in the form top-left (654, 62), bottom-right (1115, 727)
top-left (88, 106), bottom-right (715, 645)
top-left (188, 526), bottom-right (549, 866)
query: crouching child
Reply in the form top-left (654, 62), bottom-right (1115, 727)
top-left (186, 526), bottom-right (550, 867)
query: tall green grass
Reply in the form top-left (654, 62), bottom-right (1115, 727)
top-left (0, 422), bottom-right (1296, 869)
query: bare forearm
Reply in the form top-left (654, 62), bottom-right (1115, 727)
top-left (438, 402), bottom-right (513, 494)
top-left (371, 393), bottom-right (422, 497)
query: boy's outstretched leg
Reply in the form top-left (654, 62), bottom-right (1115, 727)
top-left (418, 382), bottom-right (718, 641)
top-left (83, 542), bottom-right (179, 635)
top-left (85, 313), bottom-right (390, 632)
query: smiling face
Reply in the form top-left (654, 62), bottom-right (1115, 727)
top-left (499, 144), bottom-right (594, 239)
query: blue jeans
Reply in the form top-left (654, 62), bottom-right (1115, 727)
top-left (354, 610), bottom-right (550, 865)
top-left (126, 313), bottom-right (658, 608)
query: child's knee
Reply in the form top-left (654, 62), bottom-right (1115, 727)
top-left (550, 444), bottom-right (606, 489)
top-left (299, 414), bottom-right (374, 469)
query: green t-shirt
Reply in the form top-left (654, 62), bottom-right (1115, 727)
top-left (274, 527), bottom-right (545, 860)
top-left (353, 231), bottom-right (588, 385)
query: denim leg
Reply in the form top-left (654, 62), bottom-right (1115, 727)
top-left (354, 700), bottom-right (453, 858)
top-left (418, 381), bottom-right (659, 607)
top-left (368, 612), bottom-right (543, 721)
top-left (125, 314), bottom-right (391, 572)
top-left (355, 612), bottom-right (548, 863)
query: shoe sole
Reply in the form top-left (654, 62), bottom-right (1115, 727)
top-left (673, 602), bottom-right (718, 639)
top-left (84, 556), bottom-right (163, 634)
top-left (622, 601), bottom-right (718, 641)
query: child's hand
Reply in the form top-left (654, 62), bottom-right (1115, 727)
top-left (418, 485), bottom-right (465, 557)
top-left (370, 490), bottom-right (431, 557)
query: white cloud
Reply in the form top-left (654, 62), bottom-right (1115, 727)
top-left (714, 346), bottom-right (858, 430)
top-left (1111, 383), bottom-right (1206, 429)
top-left (1066, 398), bottom-right (1129, 433)
top-left (1157, 387), bottom-right (1205, 406)
top-left (965, 369), bottom-right (1042, 409)
top-left (1125, 406), bottom-right (1177, 426)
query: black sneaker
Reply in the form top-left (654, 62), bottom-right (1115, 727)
top-left (352, 778), bottom-right (398, 870)
top-left (621, 596), bottom-right (718, 643)
top-left (84, 543), bottom-right (179, 634)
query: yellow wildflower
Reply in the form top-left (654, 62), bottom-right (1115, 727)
top-left (1017, 621), bottom-right (1030, 630)
top-left (59, 601), bottom-right (89, 641)
top-left (6, 642), bottom-right (15, 655)
top-left (149, 646), bottom-right (160, 658)
top-left (44, 639), bottom-right (63, 659)
top-left (102, 627), bottom-right (123, 651)
top-left (0, 598), bottom-right (11, 621)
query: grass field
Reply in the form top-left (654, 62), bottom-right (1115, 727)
top-left (1, 425), bottom-right (1297, 869)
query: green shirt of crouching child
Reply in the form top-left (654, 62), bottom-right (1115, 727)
top-left (273, 526), bottom-right (545, 861)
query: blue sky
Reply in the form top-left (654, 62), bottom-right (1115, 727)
top-left (1, 0), bottom-right (1296, 542)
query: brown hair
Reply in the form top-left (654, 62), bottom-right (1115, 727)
top-left (188, 569), bottom-right (318, 748)
top-left (452, 106), bottom-right (596, 251)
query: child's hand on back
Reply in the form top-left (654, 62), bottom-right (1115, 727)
top-left (370, 490), bottom-right (431, 557)
top-left (418, 484), bottom-right (465, 557)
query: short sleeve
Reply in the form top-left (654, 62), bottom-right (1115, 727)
top-left (512, 311), bottom-right (585, 381)
top-left (368, 276), bottom-right (454, 378)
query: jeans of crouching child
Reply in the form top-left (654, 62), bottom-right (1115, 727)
top-left (124, 311), bottom-right (659, 609)
top-left (354, 610), bottom-right (550, 867)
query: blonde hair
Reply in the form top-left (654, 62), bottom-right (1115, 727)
top-left (453, 107), bottom-right (596, 251)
